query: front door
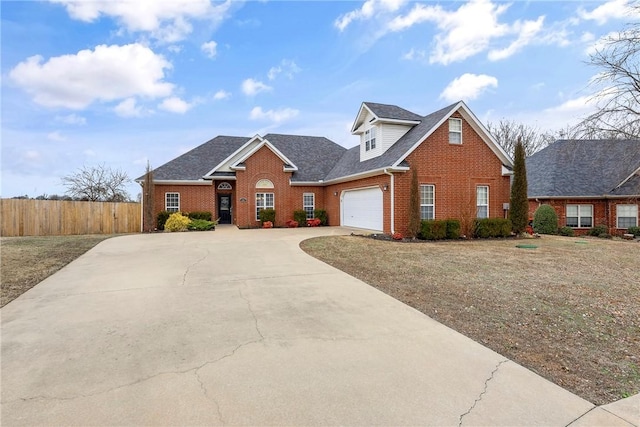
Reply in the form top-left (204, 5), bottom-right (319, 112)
top-left (218, 194), bottom-right (232, 224)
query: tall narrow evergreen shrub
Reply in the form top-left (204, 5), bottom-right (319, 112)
top-left (407, 169), bottom-right (421, 238)
top-left (509, 138), bottom-right (529, 234)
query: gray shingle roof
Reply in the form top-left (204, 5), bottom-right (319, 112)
top-left (526, 139), bottom-right (640, 197)
top-left (363, 102), bottom-right (423, 122)
top-left (142, 101), bottom-right (487, 185)
top-left (146, 135), bottom-right (248, 181)
top-left (263, 134), bottom-right (346, 182)
top-left (324, 102), bottom-right (457, 180)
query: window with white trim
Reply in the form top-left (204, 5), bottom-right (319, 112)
top-left (365, 126), bottom-right (377, 151)
top-left (566, 204), bottom-right (593, 228)
top-left (165, 192), bottom-right (180, 212)
top-left (449, 118), bottom-right (462, 144)
top-left (476, 186), bottom-right (489, 218)
top-left (303, 193), bottom-right (315, 219)
top-left (420, 185), bottom-right (435, 220)
top-left (256, 193), bottom-right (274, 221)
top-left (617, 204), bottom-right (638, 228)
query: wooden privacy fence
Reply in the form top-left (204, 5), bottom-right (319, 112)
top-left (1, 199), bottom-right (141, 236)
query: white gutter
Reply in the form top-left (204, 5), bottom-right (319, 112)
top-left (384, 168), bottom-right (395, 234)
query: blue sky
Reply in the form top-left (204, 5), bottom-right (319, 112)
top-left (1, 0), bottom-right (635, 199)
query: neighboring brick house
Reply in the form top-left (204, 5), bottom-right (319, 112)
top-left (138, 101), bottom-right (514, 235)
top-left (527, 139), bottom-right (640, 235)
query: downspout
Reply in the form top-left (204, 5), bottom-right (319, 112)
top-left (384, 168), bottom-right (394, 234)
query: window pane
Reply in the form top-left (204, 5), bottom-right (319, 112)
top-left (566, 205), bottom-right (578, 217)
top-left (618, 217), bottom-right (637, 228)
top-left (580, 217), bottom-right (593, 228)
top-left (421, 206), bottom-right (434, 220)
top-left (420, 185), bottom-right (433, 204)
top-left (266, 193), bottom-right (274, 208)
top-left (449, 132), bottom-right (461, 144)
top-left (566, 217), bottom-right (578, 227)
top-left (449, 118), bottom-right (462, 131)
top-left (477, 186), bottom-right (488, 204)
top-left (476, 206), bottom-right (488, 219)
top-left (618, 205), bottom-right (637, 217)
top-left (581, 205), bottom-right (593, 216)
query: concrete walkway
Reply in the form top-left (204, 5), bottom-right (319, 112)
top-left (1, 226), bottom-right (637, 426)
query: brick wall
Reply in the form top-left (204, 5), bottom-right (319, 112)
top-left (394, 113), bottom-right (511, 236)
top-left (152, 184), bottom-right (215, 228)
top-left (235, 146), bottom-right (325, 228)
top-left (529, 198), bottom-right (640, 235)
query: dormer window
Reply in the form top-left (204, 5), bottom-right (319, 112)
top-left (449, 118), bottom-right (462, 144)
top-left (365, 127), bottom-right (377, 151)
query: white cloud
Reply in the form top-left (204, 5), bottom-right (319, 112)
top-left (56, 114), bottom-right (86, 125)
top-left (158, 97), bottom-right (192, 114)
top-left (201, 40), bottom-right (217, 58)
top-left (585, 31), bottom-right (618, 55)
top-left (241, 78), bottom-right (272, 96)
top-left (488, 16), bottom-right (544, 61)
top-left (114, 98), bottom-right (145, 118)
top-left (268, 59), bottom-right (301, 80)
top-left (249, 106), bottom-right (299, 123)
top-left (402, 48), bottom-right (427, 61)
top-left (335, 0), bottom-right (406, 31)
top-left (388, 0), bottom-right (546, 64)
top-left (167, 45), bottom-right (183, 53)
top-left (46, 131), bottom-right (66, 142)
top-left (544, 95), bottom-right (595, 114)
top-left (9, 43), bottom-right (174, 110)
top-left (439, 73), bottom-right (498, 102)
top-left (578, 0), bottom-right (631, 25)
top-left (213, 90), bottom-right (231, 100)
top-left (24, 150), bottom-right (41, 160)
top-left (49, 0), bottom-right (233, 43)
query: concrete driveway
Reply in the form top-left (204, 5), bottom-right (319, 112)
top-left (1, 226), bottom-right (637, 426)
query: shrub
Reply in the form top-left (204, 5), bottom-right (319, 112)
top-left (187, 211), bottom-right (212, 221)
top-left (165, 212), bottom-right (191, 232)
top-left (533, 204), bottom-right (558, 234)
top-left (588, 225), bottom-right (608, 237)
top-left (259, 208), bottom-right (276, 224)
top-left (293, 210), bottom-right (307, 226)
top-left (627, 226), bottom-right (640, 236)
top-left (157, 210), bottom-right (172, 230)
top-left (188, 219), bottom-right (215, 231)
top-left (474, 218), bottom-right (512, 238)
top-left (419, 220), bottom-right (447, 240)
top-left (313, 209), bottom-right (328, 226)
top-left (558, 226), bottom-right (575, 237)
top-left (445, 219), bottom-right (461, 239)
top-left (307, 218), bottom-right (321, 227)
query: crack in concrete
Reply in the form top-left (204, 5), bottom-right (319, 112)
top-left (181, 249), bottom-right (210, 286)
top-left (5, 338), bottom-right (263, 407)
top-left (238, 287), bottom-right (265, 340)
top-left (458, 359), bottom-right (508, 427)
top-left (194, 370), bottom-right (225, 425)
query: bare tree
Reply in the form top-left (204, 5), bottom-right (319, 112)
top-left (61, 164), bottom-right (131, 202)
top-left (576, 3), bottom-right (640, 139)
top-left (486, 119), bottom-right (551, 157)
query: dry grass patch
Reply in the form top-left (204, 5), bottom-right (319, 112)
top-left (1, 235), bottom-right (111, 307)
top-left (301, 234), bottom-right (640, 405)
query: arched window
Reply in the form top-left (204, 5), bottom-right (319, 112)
top-left (255, 179), bottom-right (274, 189)
top-left (217, 182), bottom-right (232, 190)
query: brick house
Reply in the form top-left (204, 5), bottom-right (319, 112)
top-left (527, 139), bottom-right (640, 235)
top-left (138, 101), bottom-right (514, 235)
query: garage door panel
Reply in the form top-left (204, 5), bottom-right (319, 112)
top-left (342, 187), bottom-right (383, 231)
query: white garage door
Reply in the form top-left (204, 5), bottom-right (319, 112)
top-left (342, 187), bottom-right (383, 231)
